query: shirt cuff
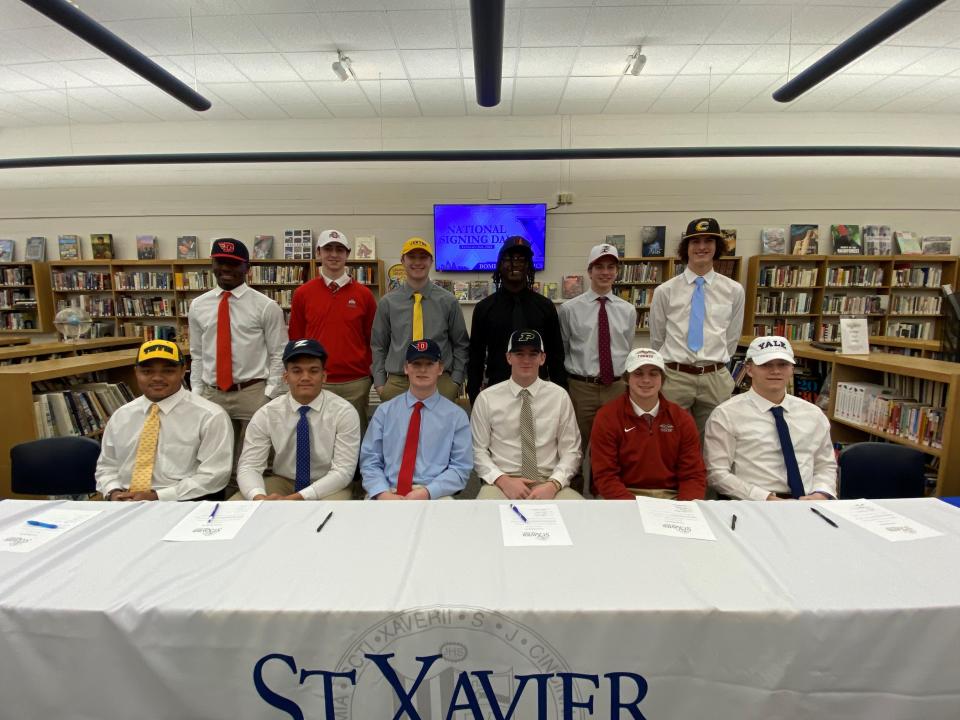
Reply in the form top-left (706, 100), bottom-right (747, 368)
top-left (480, 468), bottom-right (504, 485)
top-left (155, 486), bottom-right (178, 502)
top-left (748, 485), bottom-right (773, 502)
top-left (299, 484), bottom-right (319, 501)
top-left (247, 487), bottom-right (267, 500)
top-left (548, 474), bottom-right (569, 489)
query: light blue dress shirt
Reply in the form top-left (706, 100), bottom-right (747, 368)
top-left (360, 390), bottom-right (473, 498)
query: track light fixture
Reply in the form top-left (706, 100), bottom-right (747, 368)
top-left (332, 50), bottom-right (354, 82)
top-left (626, 47), bottom-right (647, 76)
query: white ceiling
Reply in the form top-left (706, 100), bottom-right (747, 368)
top-left (0, 0), bottom-right (959, 126)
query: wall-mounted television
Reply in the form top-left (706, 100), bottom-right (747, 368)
top-left (434, 203), bottom-right (547, 272)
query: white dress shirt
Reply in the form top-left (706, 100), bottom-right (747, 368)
top-left (629, 398), bottom-right (659, 420)
top-left (559, 289), bottom-right (637, 376)
top-left (704, 388), bottom-right (838, 501)
top-left (237, 390), bottom-right (360, 500)
top-left (320, 271), bottom-right (351, 290)
top-left (95, 388), bottom-right (233, 501)
top-left (188, 283), bottom-right (286, 398)
top-left (471, 377), bottom-right (582, 487)
top-left (649, 268), bottom-right (745, 364)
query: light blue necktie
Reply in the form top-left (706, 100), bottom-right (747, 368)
top-left (294, 406), bottom-right (311, 493)
top-left (687, 276), bottom-right (705, 352)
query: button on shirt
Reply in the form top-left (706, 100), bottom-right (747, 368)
top-left (95, 388), bottom-right (233, 501)
top-left (559, 289), bottom-right (637, 376)
top-left (371, 282), bottom-right (469, 387)
top-left (704, 388), bottom-right (838, 501)
top-left (649, 268), bottom-right (745, 364)
top-left (471, 377), bottom-right (582, 487)
top-left (188, 283), bottom-right (286, 397)
top-left (360, 390), bottom-right (472, 498)
top-left (237, 391), bottom-right (361, 500)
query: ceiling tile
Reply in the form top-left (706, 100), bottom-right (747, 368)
top-left (786, 7), bottom-right (875, 44)
top-left (410, 78), bottom-right (464, 114)
top-left (202, 82), bottom-right (288, 119)
top-left (737, 45), bottom-right (823, 75)
top-left (706, 6), bottom-right (791, 44)
top-left (12, 63), bottom-right (95, 89)
top-left (322, 11), bottom-right (396, 50)
top-left (510, 76), bottom-right (565, 114)
top-left (580, 6), bottom-right (662, 46)
top-left (307, 80), bottom-right (371, 104)
top-left (224, 53), bottom-right (301, 82)
top-left (109, 18), bottom-right (216, 55)
top-left (326, 104), bottom-right (379, 118)
top-left (603, 75), bottom-right (672, 113)
top-left (13, 89), bottom-right (69, 113)
top-left (901, 48), bottom-right (960, 76)
top-left (653, 7), bottom-right (733, 44)
top-left (401, 49), bottom-right (462, 79)
top-left (107, 85), bottom-right (200, 119)
top-left (283, 51), bottom-right (339, 81)
top-left (256, 81), bottom-right (319, 106)
top-left (787, 74), bottom-right (885, 110)
top-left (61, 59), bottom-right (149, 86)
top-left (459, 48), bottom-right (518, 78)
top-left (192, 15), bottom-right (274, 54)
top-left (562, 76), bottom-right (619, 101)
top-left (0, 92), bottom-right (59, 114)
top-left (572, 47), bottom-right (636, 77)
top-left (169, 54), bottom-right (249, 83)
top-left (234, 0), bottom-right (318, 11)
top-left (0, 67), bottom-right (46, 92)
top-left (358, 79), bottom-right (416, 104)
top-left (556, 98), bottom-right (608, 115)
top-left (636, 46), bottom-right (698, 75)
top-left (277, 103), bottom-right (334, 119)
top-left (374, 101), bottom-right (421, 117)
top-left (880, 76), bottom-right (960, 108)
top-left (516, 47), bottom-right (577, 78)
top-left (10, 26), bottom-right (103, 61)
top-left (681, 45), bottom-right (760, 75)
top-left (708, 74), bottom-right (782, 100)
top-left (888, 11), bottom-right (960, 47)
top-left (388, 10), bottom-right (457, 50)
top-left (844, 46), bottom-right (933, 75)
top-left (0, 32), bottom-right (49, 65)
top-left (0, 1), bottom-right (49, 31)
top-left (251, 13), bottom-right (328, 51)
top-left (832, 75), bottom-right (923, 111)
top-left (520, 7), bottom-right (591, 47)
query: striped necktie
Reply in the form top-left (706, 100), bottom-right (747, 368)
top-left (519, 389), bottom-right (538, 481)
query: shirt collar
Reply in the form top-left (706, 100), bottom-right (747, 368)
top-left (405, 282), bottom-right (432, 298)
top-left (746, 387), bottom-right (789, 413)
top-left (285, 390), bottom-right (326, 413)
top-left (507, 376), bottom-right (543, 398)
top-left (404, 389), bottom-right (440, 409)
top-left (141, 386), bottom-right (187, 415)
top-left (216, 283), bottom-right (249, 298)
top-left (629, 397), bottom-right (659, 418)
top-left (583, 288), bottom-right (614, 302)
top-left (320, 272), bottom-right (351, 288)
top-left (683, 267), bottom-right (716, 285)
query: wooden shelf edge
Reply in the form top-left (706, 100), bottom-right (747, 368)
top-left (829, 415), bottom-right (943, 457)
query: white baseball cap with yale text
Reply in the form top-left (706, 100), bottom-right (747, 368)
top-left (746, 336), bottom-right (796, 365)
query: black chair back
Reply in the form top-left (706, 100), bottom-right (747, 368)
top-left (11, 436), bottom-right (100, 496)
top-left (838, 442), bottom-right (926, 499)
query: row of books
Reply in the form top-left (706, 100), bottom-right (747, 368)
top-left (120, 324), bottom-right (177, 341)
top-left (1, 313), bottom-right (35, 330)
top-left (347, 265), bottom-right (378, 284)
top-left (821, 294), bottom-right (888, 315)
top-left (0, 266), bottom-right (32, 285)
top-left (259, 289), bottom-right (294, 308)
top-left (886, 320), bottom-right (936, 339)
top-left (890, 295), bottom-right (942, 315)
top-left (825, 266), bottom-right (884, 287)
top-left (616, 264), bottom-right (664, 283)
top-left (833, 380), bottom-right (945, 448)
top-left (754, 292), bottom-right (813, 315)
top-left (751, 321), bottom-right (815, 340)
top-left (817, 321), bottom-right (882, 342)
top-left (757, 266), bottom-right (818, 288)
top-left (114, 271), bottom-right (174, 290)
top-left (56, 297), bottom-right (115, 316)
top-left (34, 381), bottom-right (135, 438)
top-left (0, 289), bottom-right (35, 309)
top-left (117, 297), bottom-right (174, 317)
top-left (614, 287), bottom-right (654, 306)
top-left (174, 271), bottom-right (214, 290)
top-left (886, 372), bottom-right (948, 407)
top-left (248, 265), bottom-right (306, 284)
top-left (892, 265), bottom-right (943, 288)
top-left (760, 226), bottom-right (952, 256)
top-left (52, 270), bottom-right (111, 291)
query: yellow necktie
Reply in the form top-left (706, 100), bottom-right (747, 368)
top-left (129, 403), bottom-right (160, 493)
top-left (412, 292), bottom-right (423, 341)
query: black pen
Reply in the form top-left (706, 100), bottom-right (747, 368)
top-left (810, 506), bottom-right (838, 528)
top-left (730, 514), bottom-right (737, 531)
top-left (316, 511), bottom-right (333, 533)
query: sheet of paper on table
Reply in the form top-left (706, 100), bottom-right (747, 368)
top-left (0, 507), bottom-right (103, 553)
top-left (822, 499), bottom-right (943, 542)
top-left (163, 501), bottom-right (260, 542)
top-left (636, 496), bottom-right (717, 541)
top-left (499, 503), bottom-right (572, 546)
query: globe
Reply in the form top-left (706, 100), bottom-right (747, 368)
top-left (54, 307), bottom-right (93, 343)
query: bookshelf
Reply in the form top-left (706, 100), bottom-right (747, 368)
top-left (0, 262), bottom-right (53, 334)
top-left (744, 255), bottom-right (959, 357)
top-left (0, 337), bottom-right (142, 365)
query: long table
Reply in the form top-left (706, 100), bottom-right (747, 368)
top-left (1, 498), bottom-right (960, 719)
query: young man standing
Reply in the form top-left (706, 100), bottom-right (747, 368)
top-left (371, 237), bottom-right (468, 402)
top-left (704, 336), bottom-right (837, 501)
top-left (649, 218), bottom-right (745, 434)
top-left (235, 339), bottom-right (360, 501)
top-left (591, 348), bottom-right (706, 500)
top-left (188, 238), bottom-right (286, 490)
top-left (96, 340), bottom-right (232, 501)
top-left (360, 339), bottom-right (472, 500)
top-left (467, 236), bottom-right (566, 404)
top-left (288, 229), bottom-right (378, 432)
top-left (559, 243), bottom-right (637, 488)
top-left (472, 330), bottom-right (582, 500)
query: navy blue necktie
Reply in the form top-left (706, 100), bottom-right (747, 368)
top-left (770, 406), bottom-right (804, 499)
top-left (294, 405), bottom-right (311, 493)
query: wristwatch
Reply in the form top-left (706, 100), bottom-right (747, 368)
top-left (548, 479), bottom-right (563, 493)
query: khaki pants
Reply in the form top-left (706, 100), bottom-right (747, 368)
top-left (627, 487), bottom-right (678, 500)
top-left (661, 366), bottom-right (734, 436)
top-left (366, 484), bottom-right (454, 500)
top-left (202, 381), bottom-right (270, 497)
top-left (229, 474), bottom-right (354, 501)
top-left (325, 377), bottom-right (374, 435)
top-left (566, 378), bottom-right (625, 493)
top-left (477, 481), bottom-right (583, 500)
top-left (379, 373), bottom-right (460, 403)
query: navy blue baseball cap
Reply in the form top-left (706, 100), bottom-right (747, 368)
top-left (497, 236), bottom-right (533, 263)
top-left (406, 338), bottom-right (441, 363)
top-left (283, 338), bottom-right (328, 364)
top-left (211, 238), bottom-right (249, 263)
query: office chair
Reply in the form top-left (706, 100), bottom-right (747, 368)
top-left (11, 436), bottom-right (100, 498)
top-left (837, 442), bottom-right (926, 499)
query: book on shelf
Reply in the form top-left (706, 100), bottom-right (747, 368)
top-left (543, 282), bottom-right (559, 300)
top-left (453, 281), bottom-right (469, 302)
top-left (530, 281), bottom-right (541, 295)
top-left (605, 234), bottom-right (626, 258)
top-left (789, 224), bottom-right (819, 255)
top-left (830, 224), bottom-right (862, 255)
top-left (90, 233), bottom-right (114, 260)
top-left (25, 236), bottom-right (46, 261)
top-left (894, 230), bottom-right (921, 254)
top-left (283, 228), bottom-right (313, 260)
top-left (562, 275), bottom-right (584, 299)
top-left (58, 235), bottom-right (81, 260)
top-left (921, 236), bottom-right (952, 255)
top-left (720, 229), bottom-right (737, 256)
top-left (862, 225), bottom-right (893, 255)
top-left (355, 236), bottom-right (376, 260)
top-left (252, 235), bottom-right (274, 260)
top-left (136, 234), bottom-right (157, 260)
top-left (433, 279), bottom-right (454, 294)
top-left (760, 228), bottom-right (786, 254)
top-left (33, 381), bottom-right (134, 439)
top-left (640, 226), bottom-right (665, 257)
top-left (469, 281), bottom-right (490, 301)
top-left (0, 239), bottom-right (13, 262)
top-left (177, 235), bottom-right (198, 260)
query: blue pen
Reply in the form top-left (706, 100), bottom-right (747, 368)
top-left (207, 503), bottom-right (220, 523)
top-left (26, 520), bottom-right (58, 529)
top-left (510, 504), bottom-right (528, 523)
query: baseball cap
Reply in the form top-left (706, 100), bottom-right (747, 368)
top-left (406, 338), bottom-right (442, 363)
top-left (497, 236), bottom-right (533, 263)
top-left (682, 218), bottom-right (723, 240)
top-left (624, 348), bottom-right (665, 373)
top-left (401, 237), bottom-right (433, 257)
top-left (283, 338), bottom-right (328, 364)
top-left (137, 339), bottom-right (183, 365)
top-left (588, 243), bottom-right (619, 267)
top-left (746, 336), bottom-right (796, 365)
top-left (317, 229), bottom-right (351, 252)
top-left (210, 238), bottom-right (249, 263)
top-left (507, 329), bottom-right (544, 353)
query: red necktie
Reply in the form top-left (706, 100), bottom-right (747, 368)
top-left (328, 281), bottom-right (339, 294)
top-left (598, 297), bottom-right (615, 385)
top-left (216, 292), bottom-right (234, 391)
top-left (396, 401), bottom-right (424, 496)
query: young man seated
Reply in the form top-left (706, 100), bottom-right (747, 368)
top-left (96, 339), bottom-right (232, 501)
top-left (590, 348), bottom-right (706, 500)
top-left (472, 330), bottom-right (583, 500)
top-left (235, 339), bottom-right (360, 501)
top-left (360, 339), bottom-right (472, 499)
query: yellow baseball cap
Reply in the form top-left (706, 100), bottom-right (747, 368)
top-left (137, 339), bottom-right (183, 365)
top-left (401, 237), bottom-right (433, 257)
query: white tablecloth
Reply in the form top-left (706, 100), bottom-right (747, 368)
top-left (1, 498), bottom-right (959, 719)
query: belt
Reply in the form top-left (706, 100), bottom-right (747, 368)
top-left (665, 362), bottom-right (724, 375)
top-left (567, 373), bottom-right (618, 386)
top-left (218, 378), bottom-right (265, 392)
